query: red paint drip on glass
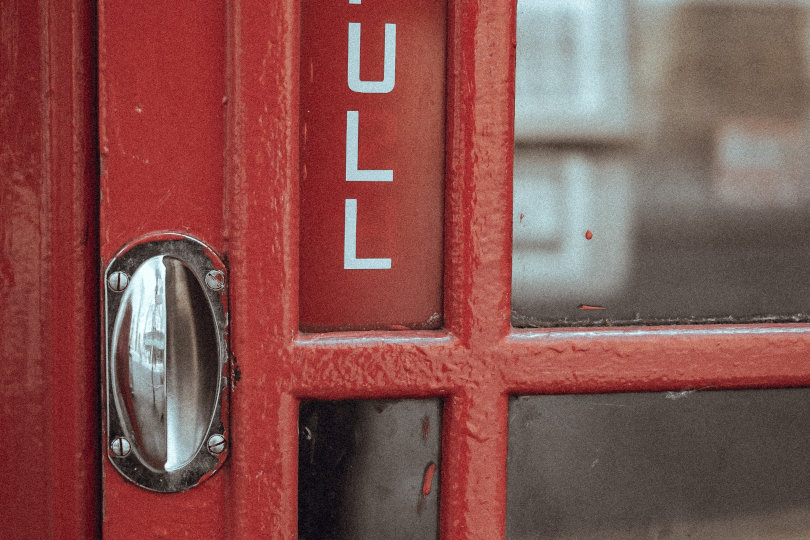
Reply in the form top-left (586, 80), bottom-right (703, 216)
top-left (578, 304), bottom-right (606, 311)
top-left (422, 462), bottom-right (436, 496)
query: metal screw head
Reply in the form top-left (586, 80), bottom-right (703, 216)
top-left (205, 270), bottom-right (225, 291)
top-left (107, 271), bottom-right (130, 292)
top-left (207, 434), bottom-right (227, 455)
top-left (111, 437), bottom-right (131, 458)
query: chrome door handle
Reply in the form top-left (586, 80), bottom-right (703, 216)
top-left (104, 233), bottom-right (229, 492)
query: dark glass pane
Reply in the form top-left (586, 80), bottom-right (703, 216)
top-left (298, 399), bottom-right (441, 539)
top-left (513, 0), bottom-right (810, 325)
top-left (507, 390), bottom-right (810, 538)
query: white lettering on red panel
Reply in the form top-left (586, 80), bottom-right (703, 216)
top-left (344, 199), bottom-right (392, 269)
top-left (343, 3), bottom-right (396, 270)
top-left (347, 23), bottom-right (396, 93)
top-left (345, 111), bottom-right (393, 182)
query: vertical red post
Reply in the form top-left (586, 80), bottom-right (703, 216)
top-left (98, 0), bottom-right (229, 535)
top-left (1, 0), bottom-right (99, 537)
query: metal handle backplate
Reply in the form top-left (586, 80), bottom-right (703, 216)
top-left (104, 233), bottom-right (229, 492)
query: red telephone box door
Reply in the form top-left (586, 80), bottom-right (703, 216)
top-left (96, 1), bottom-right (810, 536)
top-left (5, 0), bottom-right (809, 537)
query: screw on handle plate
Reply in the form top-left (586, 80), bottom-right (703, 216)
top-left (111, 437), bottom-right (131, 457)
top-left (207, 434), bottom-right (227, 455)
top-left (205, 270), bottom-right (225, 291)
top-left (107, 271), bottom-right (129, 292)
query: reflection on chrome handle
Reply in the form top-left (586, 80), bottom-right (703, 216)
top-left (112, 255), bottom-right (219, 472)
top-left (113, 256), bottom-right (169, 469)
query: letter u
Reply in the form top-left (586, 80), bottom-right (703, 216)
top-left (347, 22), bottom-right (396, 93)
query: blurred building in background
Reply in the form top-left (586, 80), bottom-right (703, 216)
top-left (509, 5), bottom-right (810, 538)
top-left (513, 0), bottom-right (810, 325)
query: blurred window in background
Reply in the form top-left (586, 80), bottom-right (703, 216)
top-left (513, 0), bottom-right (810, 326)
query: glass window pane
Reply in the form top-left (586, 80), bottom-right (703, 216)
top-left (298, 399), bottom-right (441, 539)
top-left (507, 389), bottom-right (810, 538)
top-left (513, 0), bottom-right (810, 326)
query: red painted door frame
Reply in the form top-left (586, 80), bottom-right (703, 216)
top-left (224, 1), bottom-right (517, 535)
top-left (0, 0), bottom-right (99, 537)
top-left (4, 0), bottom-right (810, 537)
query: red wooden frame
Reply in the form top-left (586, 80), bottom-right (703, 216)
top-left (98, 0), bottom-right (231, 534)
top-left (1, 0), bottom-right (99, 537)
top-left (45, 0), bottom-right (809, 538)
top-left (225, 0), bottom-right (810, 537)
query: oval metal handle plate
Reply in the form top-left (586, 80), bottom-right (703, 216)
top-left (104, 233), bottom-right (229, 492)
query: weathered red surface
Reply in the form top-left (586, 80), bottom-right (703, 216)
top-left (0, 0), bottom-right (99, 537)
top-left (99, 0), bottom-right (810, 538)
top-left (226, 0), bottom-right (514, 536)
top-left (299, 0), bottom-right (446, 331)
top-left (229, 1), bottom-right (810, 537)
top-left (98, 0), bottom-right (230, 536)
top-left (98, 0), bottom-right (227, 259)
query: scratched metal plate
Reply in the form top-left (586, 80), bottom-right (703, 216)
top-left (507, 389), bottom-right (810, 539)
top-left (298, 399), bottom-right (441, 540)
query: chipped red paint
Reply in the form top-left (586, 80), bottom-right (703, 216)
top-left (1, 0), bottom-right (99, 537)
